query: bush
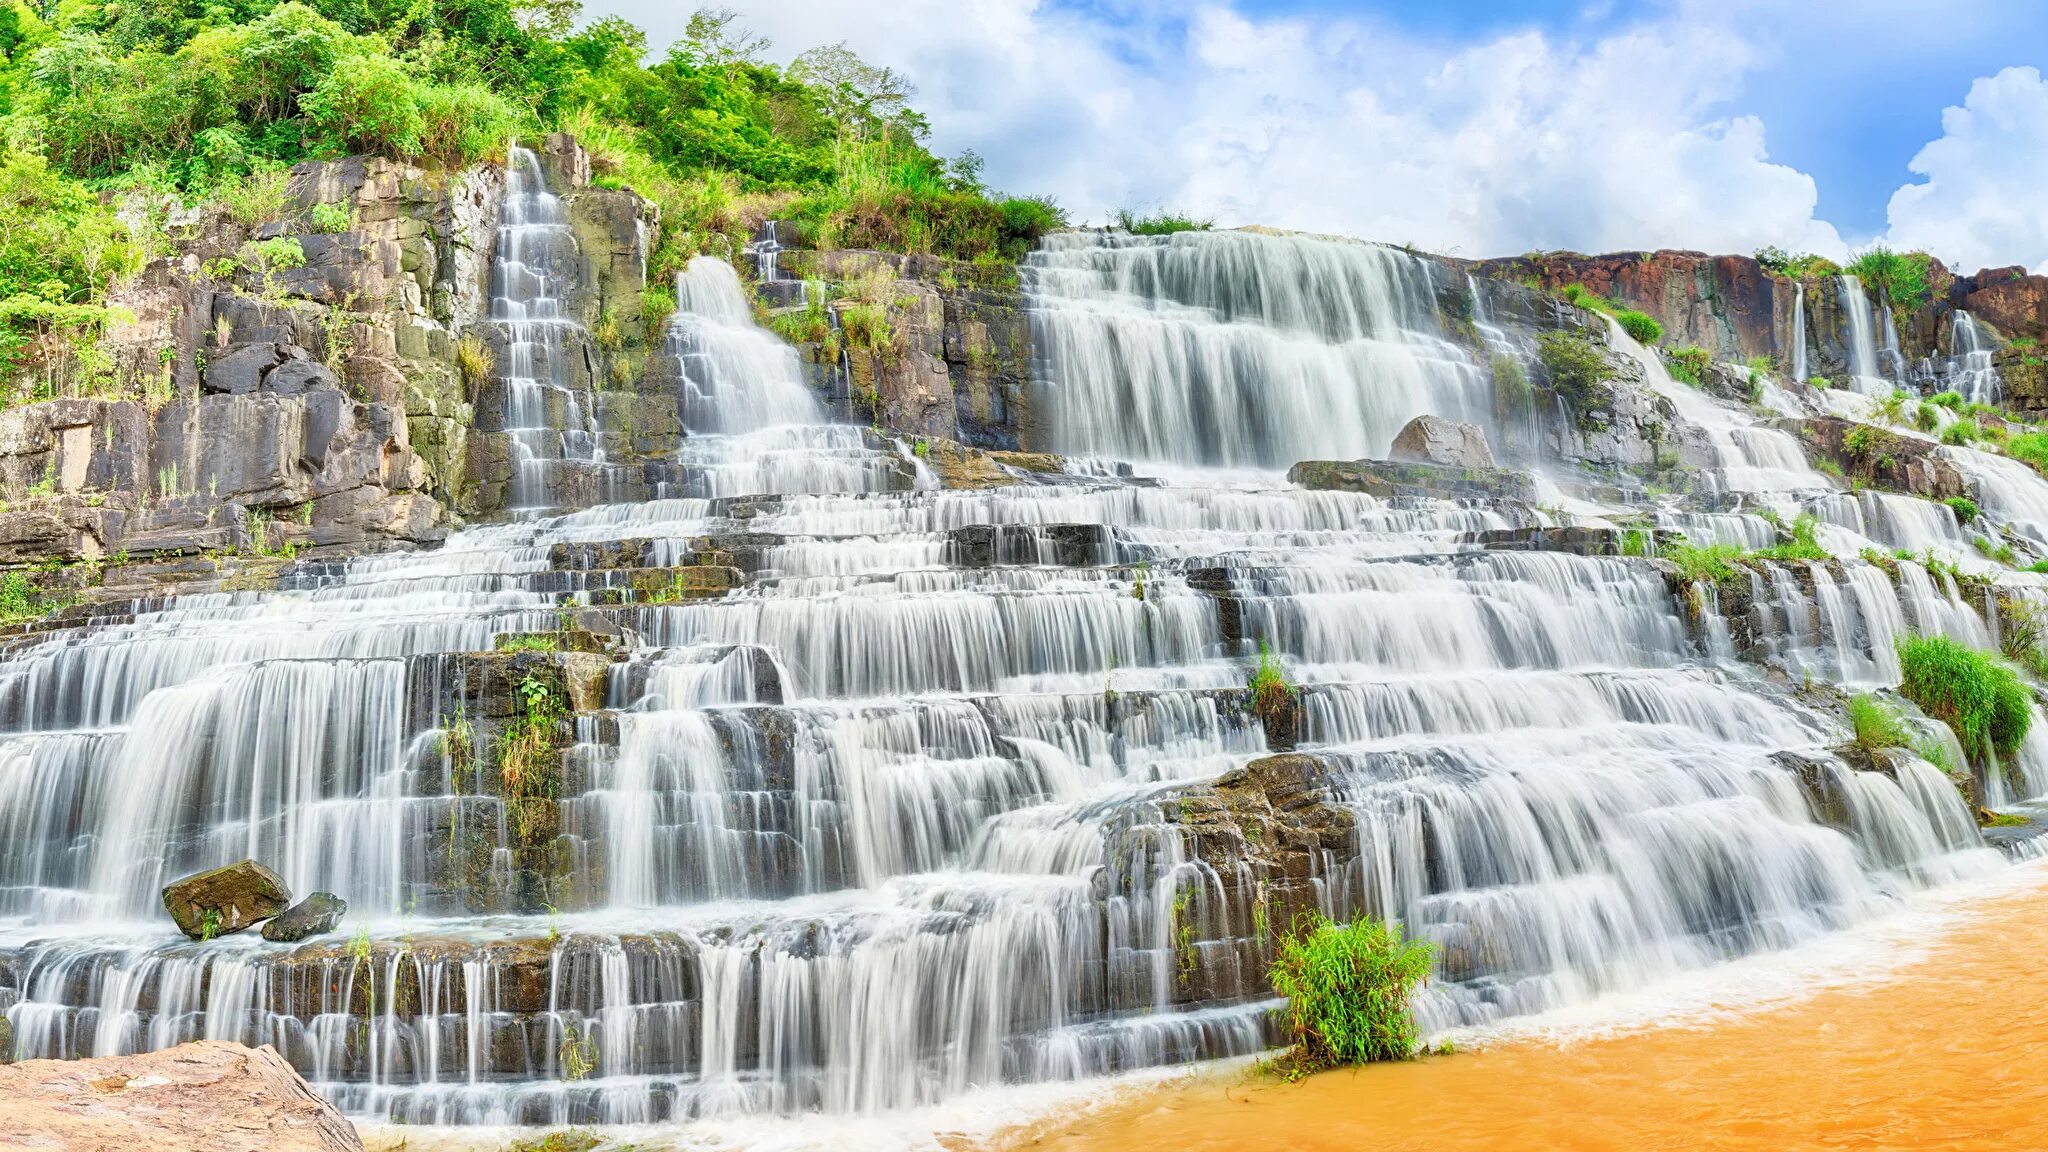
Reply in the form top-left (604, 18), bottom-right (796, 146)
top-left (1536, 330), bottom-right (1611, 408)
top-left (1268, 912), bottom-right (1434, 1075)
top-left (1754, 246), bottom-right (1840, 279)
top-left (2008, 431), bottom-right (2048, 473)
top-left (1942, 418), bottom-right (1981, 446)
top-left (1248, 640), bottom-right (1298, 726)
top-left (1754, 513), bottom-right (1827, 561)
top-left (1896, 634), bottom-right (2032, 763)
top-left (1945, 496), bottom-right (1980, 525)
top-left (1930, 390), bottom-right (1965, 410)
top-left (1846, 246), bottom-right (1934, 307)
top-left (1616, 309), bottom-right (1663, 345)
top-left (1665, 344), bottom-right (1711, 385)
top-left (1665, 541), bottom-right (1742, 584)
top-left (300, 51), bottom-right (425, 157)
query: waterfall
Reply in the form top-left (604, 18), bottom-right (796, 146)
top-left (1953, 312), bottom-right (2003, 404)
top-left (1838, 276), bottom-right (1892, 396)
top-left (1792, 282), bottom-right (1808, 382)
top-left (0, 226), bottom-right (2025, 1131)
top-left (491, 145), bottom-right (604, 510)
top-left (1026, 231), bottom-right (1488, 468)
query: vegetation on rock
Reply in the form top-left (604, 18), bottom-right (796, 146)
top-left (1113, 208), bottom-right (1212, 235)
top-left (1753, 245), bottom-right (1840, 279)
top-left (1559, 283), bottom-right (1661, 344)
top-left (1535, 329), bottom-right (1612, 410)
top-left (1896, 635), bottom-right (2031, 766)
top-left (1845, 246), bottom-right (1935, 308)
top-left (1267, 912), bottom-right (1434, 1076)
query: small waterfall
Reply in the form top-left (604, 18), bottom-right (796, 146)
top-left (1838, 276), bottom-right (1891, 396)
top-left (491, 145), bottom-right (603, 510)
top-left (1791, 282), bottom-right (1808, 382)
top-left (671, 257), bottom-right (822, 435)
top-left (1953, 312), bottom-right (2003, 404)
top-left (1027, 231), bottom-right (1488, 467)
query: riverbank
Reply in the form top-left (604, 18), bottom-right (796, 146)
top-left (985, 859), bottom-right (2048, 1152)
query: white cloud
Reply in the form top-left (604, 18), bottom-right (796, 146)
top-left (593, 0), bottom-right (1853, 259)
top-left (1883, 66), bottom-right (2048, 274)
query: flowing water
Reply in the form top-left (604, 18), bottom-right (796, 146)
top-left (1, 219), bottom-right (2043, 1139)
top-left (1838, 275), bottom-right (1894, 397)
top-left (1952, 311), bottom-right (2003, 404)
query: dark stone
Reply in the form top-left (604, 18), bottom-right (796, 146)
top-left (1287, 458), bottom-right (1540, 503)
top-left (264, 358), bottom-right (341, 397)
top-left (261, 892), bottom-right (348, 942)
top-left (161, 859), bottom-right (291, 939)
top-left (203, 343), bottom-right (285, 395)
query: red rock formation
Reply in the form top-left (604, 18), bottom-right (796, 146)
top-left (0, 1040), bottom-right (362, 1152)
top-left (1463, 250), bottom-right (1787, 361)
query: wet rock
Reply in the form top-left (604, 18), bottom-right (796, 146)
top-left (1390, 414), bottom-right (1496, 469)
top-left (0, 1015), bottom-right (11, 1063)
top-left (1472, 525), bottom-right (1676, 555)
top-left (0, 1040), bottom-right (363, 1151)
top-left (261, 892), bottom-right (347, 942)
top-left (161, 860), bottom-right (291, 939)
top-left (1288, 458), bottom-right (1539, 502)
top-left (1775, 417), bottom-right (1967, 499)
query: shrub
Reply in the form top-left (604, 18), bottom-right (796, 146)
top-left (1489, 352), bottom-right (1531, 419)
top-left (1754, 513), bottom-right (1827, 561)
top-left (455, 334), bottom-right (494, 393)
top-left (1843, 424), bottom-right (1880, 458)
top-left (1268, 912), bottom-right (1434, 1076)
top-left (1616, 309), bottom-right (1663, 345)
top-left (308, 202), bottom-right (351, 233)
top-left (301, 51), bottom-right (425, 157)
top-left (1665, 344), bottom-right (1711, 385)
top-left (1745, 354), bottom-right (1775, 379)
top-left (1248, 639), bottom-right (1298, 725)
top-left (1536, 329), bottom-right (1611, 407)
top-left (2001, 597), bottom-right (2048, 680)
top-left (1945, 496), bottom-right (1980, 525)
top-left (1665, 541), bottom-right (1742, 584)
top-left (1896, 634), bottom-right (2032, 763)
top-left (1754, 247), bottom-right (1840, 279)
top-left (1930, 390), bottom-right (1965, 410)
top-left (1941, 418), bottom-right (1981, 446)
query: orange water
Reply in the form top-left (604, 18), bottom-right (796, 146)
top-left (990, 867), bottom-right (2048, 1152)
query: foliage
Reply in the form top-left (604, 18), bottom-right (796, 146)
top-left (1489, 351), bottom-right (1531, 421)
top-left (1247, 640), bottom-right (1298, 727)
top-left (455, 334), bottom-right (493, 394)
top-left (2001, 597), bottom-right (2048, 681)
top-left (1930, 390), bottom-right (1965, 410)
top-left (0, 569), bottom-right (64, 624)
top-left (1665, 344), bottom-right (1711, 386)
top-left (1616, 309), bottom-right (1663, 345)
top-left (1754, 246), bottom-right (1840, 279)
top-left (1896, 634), bottom-right (2032, 764)
top-left (1663, 541), bottom-right (1742, 585)
top-left (1535, 329), bottom-right (1612, 410)
top-left (1753, 513), bottom-right (1828, 562)
top-left (1114, 207), bottom-right (1212, 235)
top-left (1268, 912), bottom-right (1434, 1076)
top-left (496, 633), bottom-right (560, 653)
top-left (1845, 246), bottom-right (1935, 307)
top-left (1945, 496), bottom-right (1980, 525)
top-left (1941, 418), bottom-right (1981, 446)
top-left (2007, 431), bottom-right (2048, 474)
top-left (1846, 693), bottom-right (1912, 757)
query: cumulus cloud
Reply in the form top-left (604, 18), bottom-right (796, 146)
top-left (1883, 66), bottom-right (2048, 274)
top-left (595, 0), bottom-right (1852, 259)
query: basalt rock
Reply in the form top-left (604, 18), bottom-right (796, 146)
top-left (260, 893), bottom-right (347, 943)
top-left (161, 860), bottom-right (291, 939)
top-left (0, 1040), bottom-right (363, 1152)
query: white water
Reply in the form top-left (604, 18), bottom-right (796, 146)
top-left (1, 225), bottom-right (2042, 1136)
top-left (1952, 312), bottom-right (2003, 404)
top-left (1838, 276), bottom-right (1894, 397)
top-left (1792, 282), bottom-right (1809, 383)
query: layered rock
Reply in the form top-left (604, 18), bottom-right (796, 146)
top-left (1288, 458), bottom-right (1539, 502)
top-left (1775, 417), bottom-right (1969, 500)
top-left (161, 860), bottom-right (291, 940)
top-left (0, 1041), bottom-right (363, 1152)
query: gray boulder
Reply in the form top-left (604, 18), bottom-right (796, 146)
top-left (1389, 414), bottom-right (1496, 469)
top-left (261, 892), bottom-right (347, 942)
top-left (263, 357), bottom-right (340, 397)
top-left (202, 343), bottom-right (285, 395)
top-left (161, 860), bottom-right (290, 939)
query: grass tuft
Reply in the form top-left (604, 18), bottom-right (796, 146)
top-left (1268, 912), bottom-right (1434, 1077)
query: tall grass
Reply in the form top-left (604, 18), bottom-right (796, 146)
top-left (1896, 635), bottom-right (2032, 764)
top-left (1846, 693), bottom-right (1912, 756)
top-left (1268, 913), bottom-right (1435, 1076)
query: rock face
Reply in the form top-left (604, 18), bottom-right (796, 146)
top-left (1288, 458), bottom-right (1539, 503)
top-left (1466, 250), bottom-right (1784, 362)
top-left (1775, 417), bottom-right (1969, 500)
top-left (260, 893), bottom-right (347, 943)
top-left (1389, 414), bottom-right (1495, 468)
top-left (161, 861), bottom-right (290, 939)
top-left (0, 1040), bottom-right (363, 1151)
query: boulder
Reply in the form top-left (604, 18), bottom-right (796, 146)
top-left (0, 1040), bottom-right (363, 1151)
top-left (260, 893), bottom-right (347, 943)
top-left (1389, 414), bottom-right (1496, 468)
top-left (263, 358), bottom-right (341, 397)
top-left (161, 860), bottom-right (291, 940)
top-left (202, 343), bottom-right (286, 395)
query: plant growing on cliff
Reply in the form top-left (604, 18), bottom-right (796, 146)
top-left (1113, 208), bottom-right (1212, 235)
top-left (455, 335), bottom-right (494, 395)
top-left (1846, 693), bottom-right (1913, 757)
top-left (1665, 344), bottom-right (1711, 385)
top-left (1247, 640), bottom-right (1298, 728)
top-left (1754, 513), bottom-right (1828, 562)
top-left (1946, 496), bottom-right (1981, 525)
top-left (1535, 329), bottom-right (1612, 410)
top-left (1846, 246), bottom-right (1935, 308)
top-left (1896, 635), bottom-right (2032, 766)
top-left (1663, 541), bottom-right (1742, 585)
top-left (2006, 431), bottom-right (2048, 475)
top-left (1930, 391), bottom-right (1965, 410)
top-left (1267, 912), bottom-right (1434, 1077)
top-left (1999, 597), bottom-right (2048, 680)
top-left (1941, 418), bottom-right (1982, 446)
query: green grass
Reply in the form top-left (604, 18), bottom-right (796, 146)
top-left (1753, 513), bottom-right (1828, 562)
top-left (1616, 309), bottom-right (1663, 345)
top-left (1945, 496), bottom-right (1981, 525)
top-left (495, 633), bottom-right (560, 653)
top-left (1754, 247), bottom-right (1841, 279)
top-left (2001, 597), bottom-right (2048, 680)
top-left (1114, 208), bottom-right (1212, 235)
top-left (1941, 418), bottom-right (1982, 446)
top-left (1846, 693), bottom-right (1913, 756)
top-left (2008, 432), bottom-right (2048, 474)
top-left (1930, 390), bottom-right (1965, 410)
top-left (1896, 634), bottom-right (2032, 765)
top-left (1268, 912), bottom-right (1435, 1076)
top-left (1536, 329), bottom-right (1612, 409)
top-left (1845, 246), bottom-right (1934, 307)
top-left (1664, 541), bottom-right (1743, 584)
top-left (1248, 640), bottom-right (1298, 726)
top-left (1665, 344), bottom-right (1711, 386)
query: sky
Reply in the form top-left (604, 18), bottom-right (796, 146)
top-left (585, 0), bottom-right (2048, 272)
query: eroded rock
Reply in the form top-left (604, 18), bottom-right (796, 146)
top-left (1390, 414), bottom-right (1496, 469)
top-left (0, 1040), bottom-right (363, 1151)
top-left (1288, 458), bottom-right (1538, 502)
top-left (261, 893), bottom-right (347, 943)
top-left (161, 860), bottom-right (290, 939)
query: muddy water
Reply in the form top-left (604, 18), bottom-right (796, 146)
top-left (991, 863), bottom-right (2048, 1152)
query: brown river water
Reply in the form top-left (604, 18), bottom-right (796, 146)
top-left (983, 860), bottom-right (2048, 1152)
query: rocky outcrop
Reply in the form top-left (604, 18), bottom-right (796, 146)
top-left (1465, 250), bottom-right (1785, 362)
top-left (1389, 414), bottom-right (1495, 468)
top-left (1775, 417), bottom-right (1968, 500)
top-left (1288, 458), bottom-right (1538, 502)
top-left (0, 1041), bottom-right (362, 1151)
top-left (260, 893), bottom-right (347, 943)
top-left (161, 860), bottom-right (290, 939)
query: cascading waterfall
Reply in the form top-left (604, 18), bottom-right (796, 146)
top-left (1838, 275), bottom-right (1893, 396)
top-left (1952, 312), bottom-right (2003, 404)
top-left (1, 223), bottom-right (2041, 1136)
top-left (492, 145), bottom-right (604, 509)
top-left (1792, 282), bottom-right (1809, 382)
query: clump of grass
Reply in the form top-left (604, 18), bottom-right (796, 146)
top-left (2007, 431), bottom-right (2048, 474)
top-left (1535, 329), bottom-right (1611, 408)
top-left (1846, 246), bottom-right (1934, 307)
top-left (1114, 208), bottom-right (1212, 235)
top-left (1665, 541), bottom-right (1743, 584)
top-left (496, 633), bottom-right (560, 653)
top-left (1753, 513), bottom-right (1828, 562)
top-left (1665, 344), bottom-right (1711, 385)
top-left (1267, 912), bottom-right (1434, 1077)
top-left (1941, 418), bottom-right (1981, 446)
top-left (1615, 309), bottom-right (1663, 345)
top-left (1930, 390), bottom-right (1965, 410)
top-left (1945, 496), bottom-right (1980, 525)
top-left (1896, 634), bottom-right (2032, 765)
top-left (1846, 693), bottom-right (1912, 756)
top-left (455, 334), bottom-right (494, 393)
top-left (1248, 640), bottom-right (1298, 727)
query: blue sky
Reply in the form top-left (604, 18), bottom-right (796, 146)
top-left (594, 0), bottom-right (2048, 270)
